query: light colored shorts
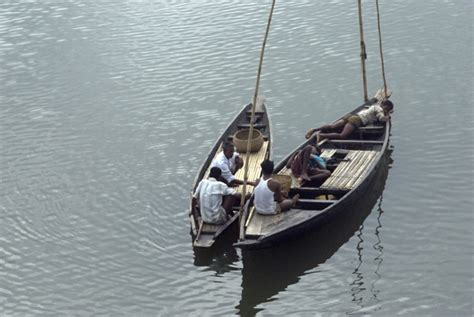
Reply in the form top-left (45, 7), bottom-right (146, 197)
top-left (204, 206), bottom-right (228, 225)
top-left (256, 203), bottom-right (281, 215)
top-left (343, 114), bottom-right (363, 128)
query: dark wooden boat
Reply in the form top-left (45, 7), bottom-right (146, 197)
top-left (190, 101), bottom-right (272, 248)
top-left (237, 150), bottom-right (391, 315)
top-left (234, 93), bottom-right (391, 249)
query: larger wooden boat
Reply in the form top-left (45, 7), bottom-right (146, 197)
top-left (235, 92), bottom-right (391, 249)
top-left (190, 101), bottom-right (272, 248)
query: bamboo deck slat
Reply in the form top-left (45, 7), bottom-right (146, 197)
top-left (320, 150), bottom-right (377, 190)
top-left (203, 141), bottom-right (269, 195)
top-left (234, 141), bottom-right (269, 194)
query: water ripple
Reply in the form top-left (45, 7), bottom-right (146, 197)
top-left (0, 0), bottom-right (472, 315)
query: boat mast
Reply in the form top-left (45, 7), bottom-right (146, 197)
top-left (375, 0), bottom-right (388, 99)
top-left (239, 0), bottom-right (276, 239)
top-left (357, 0), bottom-right (369, 102)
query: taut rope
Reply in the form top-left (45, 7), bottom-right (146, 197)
top-left (376, 0), bottom-right (388, 99)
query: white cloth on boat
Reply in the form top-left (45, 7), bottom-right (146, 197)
top-left (193, 177), bottom-right (235, 224)
top-left (254, 177), bottom-right (279, 215)
top-left (357, 104), bottom-right (387, 126)
top-left (210, 151), bottom-right (240, 183)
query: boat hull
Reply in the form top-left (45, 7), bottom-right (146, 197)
top-left (235, 95), bottom-right (391, 249)
top-left (190, 102), bottom-right (272, 248)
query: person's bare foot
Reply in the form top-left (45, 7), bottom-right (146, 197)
top-left (291, 194), bottom-right (300, 207)
top-left (300, 172), bottom-right (311, 182)
top-left (305, 128), bottom-right (315, 139)
top-left (297, 177), bottom-right (304, 186)
top-left (316, 131), bottom-right (322, 144)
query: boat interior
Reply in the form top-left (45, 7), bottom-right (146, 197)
top-left (243, 120), bottom-right (387, 239)
top-left (193, 105), bottom-right (271, 247)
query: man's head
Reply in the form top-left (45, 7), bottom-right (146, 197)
top-left (222, 141), bottom-right (235, 159)
top-left (381, 100), bottom-right (394, 114)
top-left (209, 167), bottom-right (222, 179)
top-left (260, 159), bottom-right (274, 175)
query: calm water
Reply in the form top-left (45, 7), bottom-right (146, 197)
top-left (1, 1), bottom-right (472, 316)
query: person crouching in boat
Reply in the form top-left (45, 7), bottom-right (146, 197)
top-left (211, 141), bottom-right (256, 187)
top-left (286, 145), bottom-right (331, 185)
top-left (254, 160), bottom-right (299, 215)
top-left (305, 100), bottom-right (394, 143)
top-left (192, 167), bottom-right (241, 224)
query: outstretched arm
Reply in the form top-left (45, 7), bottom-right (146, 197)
top-left (375, 105), bottom-right (390, 122)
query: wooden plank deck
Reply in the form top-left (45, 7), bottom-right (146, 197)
top-left (234, 140), bottom-right (269, 194)
top-left (244, 148), bottom-right (338, 233)
top-left (320, 150), bottom-right (377, 190)
top-left (204, 141), bottom-right (269, 194)
top-left (245, 206), bottom-right (289, 236)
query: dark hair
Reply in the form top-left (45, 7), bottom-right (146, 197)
top-left (209, 167), bottom-right (222, 179)
top-left (381, 100), bottom-right (394, 110)
top-left (222, 141), bottom-right (234, 150)
top-left (260, 159), bottom-right (274, 175)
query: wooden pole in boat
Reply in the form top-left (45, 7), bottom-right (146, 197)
top-left (376, 0), bottom-right (388, 99)
top-left (357, 0), bottom-right (369, 102)
top-left (238, 0), bottom-right (276, 240)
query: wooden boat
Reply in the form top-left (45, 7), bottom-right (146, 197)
top-left (234, 92), bottom-right (391, 249)
top-left (190, 101), bottom-right (272, 248)
top-left (237, 151), bottom-right (391, 315)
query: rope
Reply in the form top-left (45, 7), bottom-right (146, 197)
top-left (238, 0), bottom-right (276, 240)
top-left (376, 0), bottom-right (388, 99)
top-left (357, 0), bottom-right (368, 102)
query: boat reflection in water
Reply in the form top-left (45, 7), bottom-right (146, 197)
top-left (192, 226), bottom-right (240, 275)
top-left (236, 148), bottom-right (393, 316)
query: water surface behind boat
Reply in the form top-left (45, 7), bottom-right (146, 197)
top-left (0, 1), bottom-right (472, 315)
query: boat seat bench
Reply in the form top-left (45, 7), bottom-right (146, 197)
top-left (201, 223), bottom-right (220, 233)
top-left (237, 123), bottom-right (266, 130)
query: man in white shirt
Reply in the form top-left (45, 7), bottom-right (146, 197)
top-left (210, 141), bottom-right (255, 187)
top-left (304, 100), bottom-right (394, 143)
top-left (192, 167), bottom-right (241, 224)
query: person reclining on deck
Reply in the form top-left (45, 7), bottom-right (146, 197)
top-left (286, 145), bottom-right (331, 185)
top-left (210, 141), bottom-right (255, 187)
top-left (192, 167), bottom-right (241, 224)
top-left (305, 100), bottom-right (394, 143)
top-left (254, 160), bottom-right (299, 215)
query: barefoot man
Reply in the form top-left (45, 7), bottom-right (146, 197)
top-left (254, 160), bottom-right (299, 215)
top-left (305, 100), bottom-right (394, 143)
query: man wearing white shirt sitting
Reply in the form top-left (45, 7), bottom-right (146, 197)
top-left (192, 167), bottom-right (241, 224)
top-left (210, 141), bottom-right (255, 187)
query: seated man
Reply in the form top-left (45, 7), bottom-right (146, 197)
top-left (305, 100), bottom-right (394, 143)
top-left (286, 145), bottom-right (331, 185)
top-left (192, 167), bottom-right (241, 224)
top-left (254, 160), bottom-right (299, 215)
top-left (210, 141), bottom-right (255, 187)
